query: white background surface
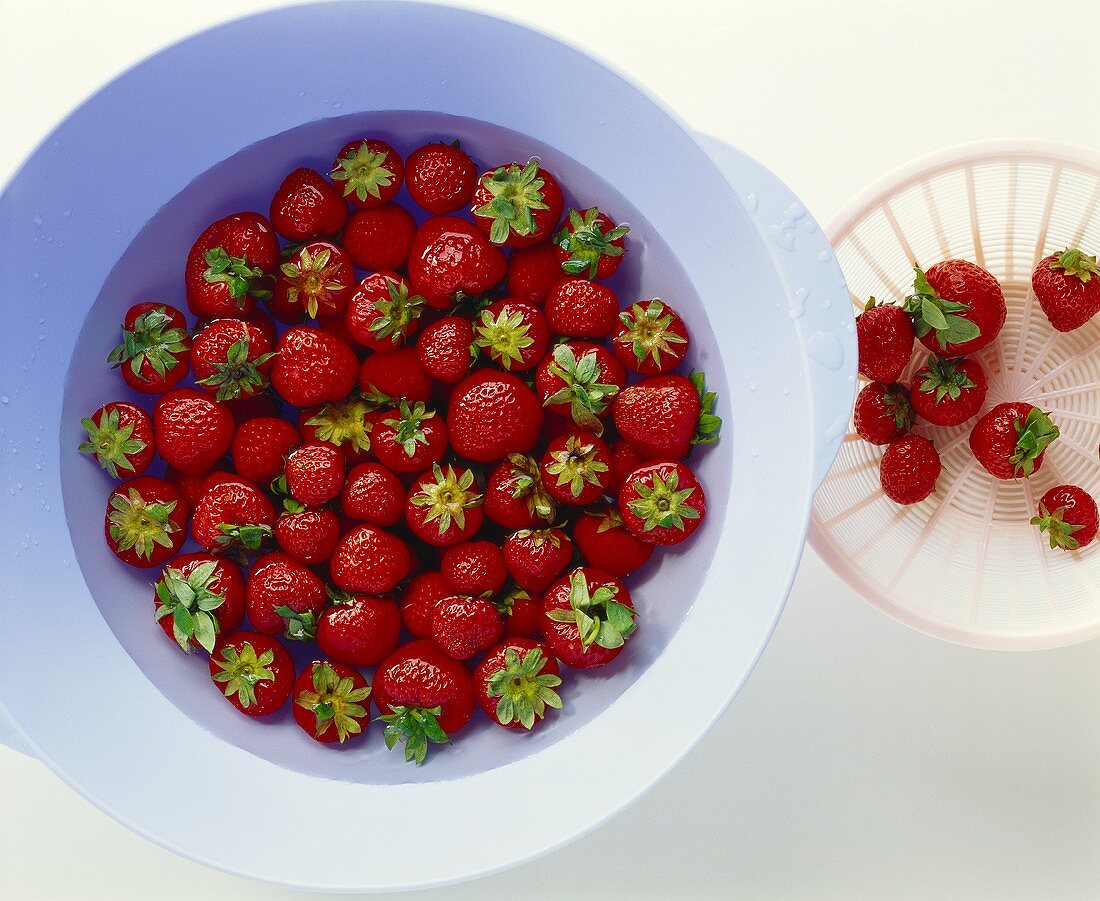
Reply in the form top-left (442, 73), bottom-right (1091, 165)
top-left (2, 1), bottom-right (1099, 897)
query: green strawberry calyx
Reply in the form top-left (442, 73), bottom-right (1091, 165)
top-left (378, 704), bottom-right (449, 765)
top-left (409, 464), bottom-right (483, 538)
top-left (195, 334), bottom-right (276, 402)
top-left (305, 394), bottom-right (375, 454)
top-left (214, 521), bottom-right (273, 564)
top-left (505, 453), bottom-right (556, 522)
top-left (1030, 501), bottom-right (1085, 551)
top-left (494, 586), bottom-right (533, 618)
top-left (78, 407), bottom-right (147, 479)
top-left (211, 641), bottom-right (276, 708)
top-left (545, 569), bottom-right (636, 652)
top-left (554, 207), bottom-right (629, 278)
top-left (902, 266), bottom-right (982, 348)
top-left (279, 246), bottom-right (348, 319)
top-left (474, 307), bottom-right (535, 370)
top-left (881, 384), bottom-right (915, 431)
top-left (914, 355), bottom-right (976, 404)
top-left (366, 279), bottom-right (425, 345)
top-left (485, 647), bottom-right (563, 729)
top-left (588, 507), bottom-right (626, 533)
top-left (295, 662), bottom-right (371, 742)
top-left (106, 306), bottom-right (188, 383)
top-left (690, 370), bottom-right (722, 445)
top-left (202, 247), bottom-right (271, 306)
top-left (107, 487), bottom-right (179, 560)
top-left (473, 159), bottom-right (549, 244)
top-left (628, 466), bottom-right (701, 533)
top-left (331, 143), bottom-right (396, 203)
top-left (154, 560), bottom-right (226, 654)
top-left (544, 434), bottom-right (609, 498)
top-left (274, 605), bottom-right (319, 642)
top-left (381, 400), bottom-right (437, 458)
top-left (1011, 408), bottom-right (1059, 478)
top-left (615, 299), bottom-right (687, 370)
top-left (1050, 248), bottom-right (1100, 284)
top-left (542, 343), bottom-right (620, 435)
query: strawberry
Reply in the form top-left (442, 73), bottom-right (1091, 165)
top-left (79, 401), bottom-right (155, 479)
top-left (541, 430), bottom-right (612, 505)
top-left (191, 477), bottom-right (276, 558)
top-left (507, 241), bottom-right (562, 305)
top-left (245, 551), bottom-right (327, 639)
top-left (448, 369), bottom-right (544, 463)
top-left (904, 261), bottom-right (1005, 356)
top-left (107, 302), bottom-right (190, 393)
top-left (330, 138), bottom-right (404, 208)
top-left (405, 464), bottom-right (484, 547)
top-left (404, 141), bottom-right (477, 214)
top-left (359, 346), bottom-right (432, 403)
top-left (572, 507), bottom-right (653, 577)
top-left (498, 587), bottom-right (542, 638)
top-left (969, 402), bottom-right (1059, 480)
top-left (293, 660), bottom-right (372, 744)
top-left (853, 382), bottom-right (913, 445)
top-left (470, 160), bottom-right (564, 248)
top-left (154, 553), bottom-right (244, 653)
top-left (542, 568), bottom-right (636, 670)
top-left (271, 326), bottom-right (358, 408)
top-left (535, 341), bottom-right (626, 434)
top-left (191, 318), bottom-right (275, 401)
top-left (553, 206), bottom-right (628, 279)
top-left (473, 299), bottom-right (550, 371)
top-left (441, 540), bottom-right (507, 595)
top-left (346, 272), bottom-right (425, 352)
top-left (373, 640), bottom-right (475, 764)
top-left (475, 639), bottom-right (562, 730)
top-left (274, 241), bottom-right (355, 320)
top-left (619, 460), bottom-right (706, 545)
top-left (880, 435), bottom-right (941, 504)
top-left (284, 442), bottom-right (346, 506)
top-left (416, 315), bottom-right (476, 384)
top-left (611, 299), bottom-right (690, 375)
top-left (1033, 248), bottom-right (1100, 332)
top-left (503, 526), bottom-right (573, 591)
top-left (343, 204), bottom-right (418, 272)
top-left (613, 372), bottom-right (721, 460)
top-left (104, 476), bottom-right (187, 568)
top-left (164, 466), bottom-right (232, 508)
top-left (1032, 485), bottom-right (1099, 551)
top-left (484, 453), bottom-right (556, 529)
top-left (269, 167), bottom-right (348, 241)
top-left (544, 278), bottom-right (620, 338)
top-left (408, 216), bottom-right (507, 309)
top-left (299, 395), bottom-right (375, 462)
top-left (607, 440), bottom-right (644, 495)
top-left (209, 631), bottom-right (294, 717)
top-left (856, 299), bottom-right (914, 383)
top-left (330, 524), bottom-right (412, 594)
top-left (185, 213), bottom-right (278, 319)
top-left (341, 462), bottom-right (405, 526)
top-left (316, 595), bottom-right (402, 667)
top-left (274, 508), bottom-right (340, 565)
top-left (372, 401), bottom-right (448, 473)
top-left (230, 416), bottom-right (299, 485)
top-left (432, 595), bottom-right (503, 660)
top-left (401, 571), bottom-right (451, 639)
top-left (909, 355), bottom-right (987, 427)
top-left (153, 388), bottom-right (233, 475)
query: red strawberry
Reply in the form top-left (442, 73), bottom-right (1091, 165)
top-left (273, 241), bottom-right (355, 320)
top-left (619, 460), bottom-right (706, 545)
top-left (373, 640), bottom-right (475, 763)
top-left (1032, 485), bottom-right (1099, 550)
top-left (191, 477), bottom-right (276, 557)
top-left (611, 299), bottom-right (690, 375)
top-left (535, 341), bottom-right (626, 434)
top-left (856, 300), bottom-right (914, 382)
top-left (880, 435), bottom-right (941, 504)
top-left (191, 318), bottom-right (275, 401)
top-left (442, 540), bottom-right (507, 595)
top-left (475, 639), bottom-right (562, 730)
top-left (405, 464), bottom-right (484, 547)
top-left (292, 660), bottom-right (372, 744)
top-left (330, 525), bottom-right (412, 594)
top-left (79, 401), bottom-right (155, 479)
top-left (359, 346), bottom-right (432, 403)
top-left (104, 476), bottom-right (187, 568)
top-left (613, 372), bottom-right (721, 460)
top-left (343, 204), bottom-right (417, 272)
top-left (904, 261), bottom-right (1006, 356)
top-left (542, 568), bottom-right (636, 670)
top-left (154, 388), bottom-right (233, 474)
top-left (431, 595), bottom-right (503, 660)
top-left (607, 440), bottom-right (644, 495)
top-left (269, 167), bottom-right (348, 241)
top-left (346, 272), bottom-right (425, 352)
top-left (408, 216), bottom-right (507, 308)
top-left (416, 315), bottom-right (476, 384)
top-left (271, 326), bottom-right (358, 408)
top-left (854, 382), bottom-right (913, 445)
top-left (185, 213), bottom-right (278, 319)
top-left (154, 553), bottom-right (244, 653)
top-left (401, 571), bottom-right (451, 639)
top-left (503, 526), bottom-right (573, 591)
top-left (299, 395), bottom-right (375, 462)
top-left (107, 302), bottom-right (190, 393)
top-left (284, 442), bottom-right (346, 506)
top-left (209, 630), bottom-right (294, 717)
top-left (448, 369), bottom-right (544, 463)
top-left (909, 355), bottom-right (987, 427)
top-left (969, 402), bottom-right (1058, 480)
top-left (245, 551), bottom-right (327, 639)
top-left (405, 142), bottom-right (477, 214)
top-left (540, 429), bottom-right (612, 505)
top-left (230, 416), bottom-right (299, 485)
top-left (372, 401), bottom-right (448, 473)
top-left (473, 299), bottom-right (550, 371)
top-left (498, 587), bottom-right (542, 638)
top-left (341, 462), bottom-right (405, 526)
top-left (330, 138), bottom-right (403, 208)
top-left (470, 160), bottom-right (564, 248)
top-left (553, 207), bottom-right (628, 280)
top-left (507, 241), bottom-right (562, 306)
top-left (165, 466), bottom-right (232, 508)
top-left (317, 595), bottom-right (401, 667)
top-left (1033, 248), bottom-right (1100, 332)
top-left (572, 506), bottom-right (653, 577)
top-left (484, 453), bottom-right (556, 529)
top-left (544, 278), bottom-right (619, 339)
top-left (274, 508), bottom-right (340, 565)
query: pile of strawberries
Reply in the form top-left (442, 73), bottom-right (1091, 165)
top-left (79, 137), bottom-right (719, 762)
top-left (854, 249), bottom-right (1100, 552)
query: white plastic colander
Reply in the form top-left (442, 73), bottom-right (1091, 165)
top-left (810, 140), bottom-right (1100, 650)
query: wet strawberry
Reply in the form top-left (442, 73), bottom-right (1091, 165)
top-left (880, 435), bottom-right (941, 504)
top-left (904, 261), bottom-right (1005, 356)
top-left (343, 204), bottom-right (418, 272)
top-left (416, 315), bottom-right (476, 384)
top-left (191, 477), bottom-right (276, 558)
top-left (471, 160), bottom-right (564, 248)
top-left (432, 595), bottom-right (503, 660)
top-left (404, 141), bottom-right (477, 214)
top-left (154, 388), bottom-right (234, 475)
top-left (293, 660), bottom-right (372, 744)
top-left (475, 639), bottom-right (562, 730)
top-left (405, 464), bottom-right (484, 547)
top-left (545, 278), bottom-right (620, 338)
top-left (1033, 248), bottom-right (1100, 332)
top-left (613, 372), bottom-right (721, 460)
top-left (1032, 484), bottom-right (1099, 550)
top-left (484, 453), bottom-right (556, 529)
top-left (330, 138), bottom-right (403, 208)
top-left (359, 346), bottom-right (432, 403)
top-left (553, 207), bottom-right (628, 279)
top-left (341, 462), bottom-right (405, 526)
top-left (284, 442), bottom-right (346, 506)
top-left (79, 401), bottom-right (155, 479)
top-left (191, 318), bottom-right (275, 401)
top-left (372, 401), bottom-right (448, 473)
top-left (535, 341), bottom-right (626, 434)
top-left (969, 402), bottom-right (1059, 480)
top-left (273, 507), bottom-right (340, 566)
top-left (408, 216), bottom-right (506, 309)
top-left (401, 571), bottom-right (451, 639)
top-left (540, 429), bottom-right (612, 505)
top-left (230, 416), bottom-right (299, 485)
top-left (542, 568), bottom-right (636, 670)
top-left (104, 476), bottom-right (188, 568)
top-left (154, 553), bottom-right (245, 653)
top-left (448, 369), bottom-right (544, 463)
top-left (185, 213), bottom-right (278, 319)
top-left (473, 299), bottom-right (550, 371)
top-left (246, 551), bottom-right (327, 639)
top-left (619, 460), bottom-right (706, 546)
top-left (441, 540), bottom-right (507, 595)
top-left (610, 299), bottom-right (690, 375)
top-left (503, 525), bottom-right (573, 592)
top-left (909, 355), bottom-right (987, 427)
top-left (572, 506), bottom-right (653, 577)
top-left (209, 631), bottom-right (294, 717)
top-left (269, 167), bottom-right (348, 241)
top-left (272, 326), bottom-right (358, 408)
top-left (299, 395), bottom-right (375, 462)
top-left (107, 302), bottom-right (190, 393)
top-left (274, 242), bottom-right (355, 320)
top-left (317, 595), bottom-right (402, 667)
top-left (346, 272), bottom-right (425, 352)
top-left (853, 382), bottom-right (913, 445)
top-left (330, 524), bottom-right (412, 594)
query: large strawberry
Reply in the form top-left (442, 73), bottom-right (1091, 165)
top-left (330, 525), bottom-right (412, 594)
top-left (346, 272), bottom-right (425, 352)
top-left (542, 568), bottom-right (636, 670)
top-left (554, 207), bottom-right (628, 280)
top-left (273, 241), bottom-right (354, 320)
top-left (503, 526), bottom-right (573, 591)
top-left (448, 369), bottom-right (544, 463)
top-left (909, 355), bottom-right (987, 427)
top-left (274, 507), bottom-right (340, 566)
top-left (79, 401), bottom-right (155, 479)
top-left (610, 299), bottom-right (689, 375)
top-left (484, 453), bottom-right (556, 529)
top-left (880, 435), bottom-right (941, 504)
top-left (292, 660), bottom-right (372, 745)
top-left (1032, 484), bottom-right (1099, 551)
top-left (271, 326), bottom-right (358, 408)
top-left (104, 476), bottom-right (188, 568)
top-left (506, 241), bottom-right (562, 305)
top-left (535, 341), bottom-right (626, 434)
top-left (545, 278), bottom-right (620, 339)
top-left (856, 299), bottom-right (914, 383)
top-left (330, 138), bottom-right (404, 208)
top-left (969, 402), bottom-right (1059, 480)
top-left (613, 372), bottom-right (721, 459)
top-left (470, 160), bottom-right (564, 248)
top-left (473, 299), bottom-right (550, 371)
top-left (404, 141), bottom-right (477, 214)
top-left (372, 401), bottom-right (448, 473)
top-left (191, 477), bottom-right (276, 558)
top-left (619, 460), bottom-right (706, 546)
top-left (341, 462), bottom-right (406, 526)
top-left (441, 540), bottom-right (507, 595)
top-left (1033, 248), bottom-right (1100, 332)
top-left (572, 506), bottom-right (653, 577)
top-left (408, 216), bottom-right (507, 308)
top-left (107, 302), bottom-right (191, 393)
top-left (269, 167), bottom-right (348, 241)
top-left (405, 464), bottom-right (484, 547)
top-left (343, 204), bottom-right (417, 272)
top-left (416, 315), bottom-right (476, 384)
top-left (540, 429), bottom-right (612, 505)
top-left (209, 630), bottom-right (294, 717)
top-left (316, 595), bottom-right (402, 667)
top-left (154, 553), bottom-right (244, 653)
top-left (230, 416), bottom-right (299, 485)
top-left (154, 388), bottom-right (234, 475)
top-left (191, 318), bottom-right (275, 401)
top-left (185, 212), bottom-right (278, 319)
top-left (475, 639), bottom-right (562, 730)
top-left (432, 595), bottom-right (503, 660)
top-left (246, 551), bottom-right (327, 639)
top-left (284, 442), bottom-right (346, 506)
top-left (400, 572), bottom-right (451, 639)
top-left (853, 382), bottom-right (913, 445)
top-left (359, 346), bottom-right (432, 403)
top-left (904, 261), bottom-right (1006, 356)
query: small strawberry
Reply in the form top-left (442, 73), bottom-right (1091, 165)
top-left (246, 551), bottom-right (327, 639)
top-left (359, 346), bottom-right (432, 403)
top-left (405, 464), bottom-right (485, 547)
top-left (343, 204), bottom-right (418, 272)
top-left (330, 525), bottom-right (412, 594)
top-left (448, 369), bottom-right (544, 463)
top-left (432, 595), bottom-right (503, 660)
top-left (153, 388), bottom-right (234, 475)
top-left (611, 299), bottom-right (690, 375)
top-left (209, 631), bottom-right (294, 717)
top-left (1033, 248), bottom-right (1100, 332)
top-left (856, 299), bottom-right (914, 383)
top-left (441, 540), bottom-right (507, 595)
top-left (541, 430), bottom-right (612, 505)
top-left (191, 477), bottom-right (276, 558)
top-left (230, 416), bottom-right (299, 485)
top-left (572, 507), bottom-right (653, 577)
top-left (507, 241), bottom-right (562, 305)
top-left (471, 160), bottom-right (564, 248)
top-left (293, 660), bottom-right (372, 745)
top-left (79, 401), bottom-right (155, 479)
top-left (299, 394), bottom-right (375, 461)
top-left (107, 302), bottom-right (191, 393)
top-left (404, 141), bottom-right (478, 214)
top-left (854, 382), bottom-right (913, 445)
top-left (498, 587), bottom-right (542, 638)
top-left (154, 553), bottom-right (244, 653)
top-left (970, 402), bottom-right (1059, 480)
top-left (542, 568), bottom-right (636, 670)
top-left (904, 261), bottom-right (1006, 356)
top-left (346, 272), bottom-right (425, 352)
top-left (619, 460), bottom-right (706, 545)
top-left (613, 372), bottom-right (721, 460)
top-left (607, 440), bottom-right (644, 495)
top-left (544, 278), bottom-right (620, 339)
top-left (284, 442), bottom-right (346, 506)
top-left (401, 572), bottom-right (451, 639)
top-left (484, 453), bottom-right (556, 529)
top-left (104, 476), bottom-right (188, 568)
top-left (473, 299), bottom-right (550, 371)
top-left (185, 213), bottom-right (278, 319)
top-left (271, 326), bottom-right (358, 408)
top-left (372, 401), bottom-right (448, 473)
top-left (330, 138), bottom-right (403, 208)
top-left (269, 167), bottom-right (348, 241)
top-left (274, 241), bottom-right (354, 320)
top-left (341, 462), bottom-right (405, 526)
top-left (408, 216), bottom-right (507, 309)
top-left (553, 207), bottom-right (628, 279)
top-left (416, 315), bottom-right (476, 384)
top-left (274, 507), bottom-right (340, 565)
top-left (535, 341), bottom-right (626, 434)
top-left (909, 355), bottom-right (987, 427)
top-left (503, 526), bottom-right (573, 591)
top-left (191, 319), bottom-right (275, 401)
top-left (880, 435), bottom-right (941, 503)
top-left (1032, 485), bottom-right (1099, 551)
top-left (317, 595), bottom-right (402, 667)
top-left (475, 639), bottom-right (562, 730)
